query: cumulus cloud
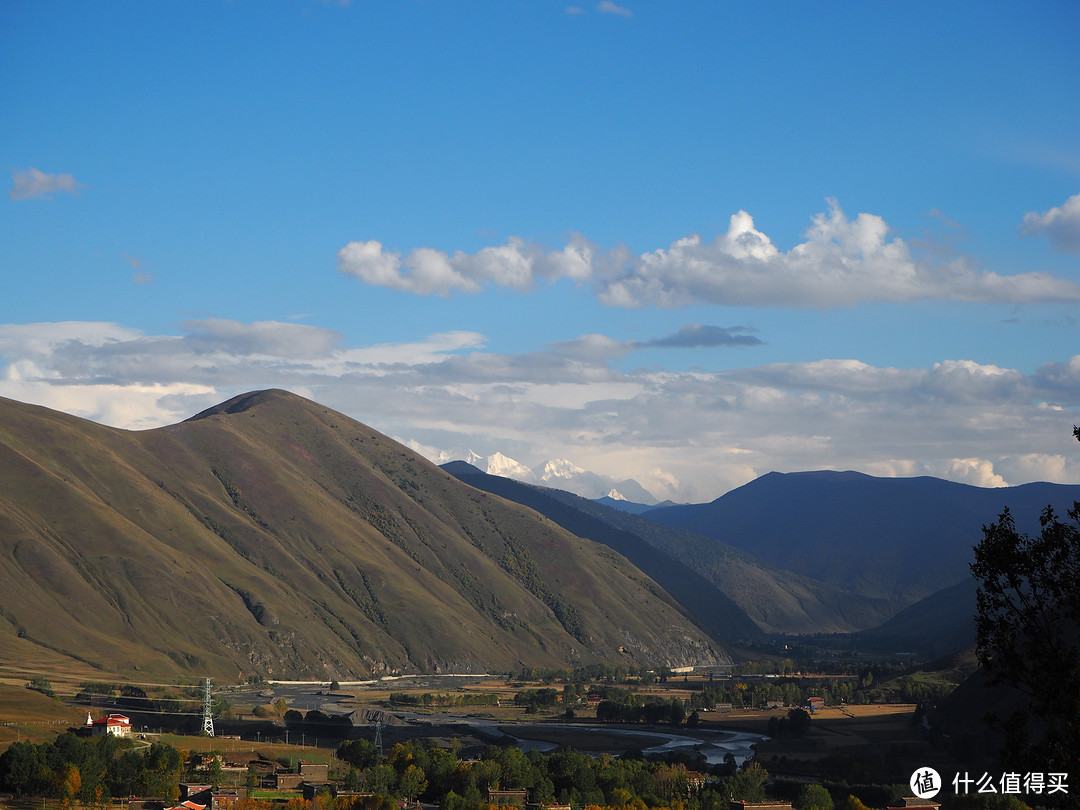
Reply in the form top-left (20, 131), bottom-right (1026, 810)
top-left (4, 318), bottom-right (1080, 501)
top-left (339, 201), bottom-right (1080, 307)
top-left (9, 168), bottom-right (83, 201)
top-left (338, 236), bottom-right (594, 296)
top-left (943, 458), bottom-right (1009, 488)
top-left (1022, 193), bottom-right (1080, 254)
top-left (600, 202), bottom-right (1080, 307)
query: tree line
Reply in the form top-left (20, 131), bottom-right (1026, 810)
top-left (337, 739), bottom-right (774, 810)
top-left (0, 732), bottom-right (182, 804)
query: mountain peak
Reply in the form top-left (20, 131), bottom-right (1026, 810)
top-left (486, 452), bottom-right (536, 480)
top-left (0, 391), bottom-right (725, 679)
top-left (185, 388), bottom-right (304, 421)
top-left (540, 458), bottom-right (587, 479)
top-left (444, 452), bottom-right (658, 504)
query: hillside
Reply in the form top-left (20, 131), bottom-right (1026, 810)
top-left (442, 462), bottom-right (763, 641)
top-left (0, 390), bottom-right (727, 681)
top-left (647, 470), bottom-right (1080, 603)
top-left (854, 579), bottom-right (977, 656)
top-left (443, 463), bottom-right (896, 635)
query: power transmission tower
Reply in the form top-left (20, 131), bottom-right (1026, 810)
top-left (202, 678), bottom-right (215, 737)
top-left (374, 717), bottom-right (383, 757)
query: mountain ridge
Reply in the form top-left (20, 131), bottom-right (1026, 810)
top-left (0, 390), bottom-right (727, 681)
top-left (646, 468), bottom-right (1080, 603)
top-left (442, 461), bottom-right (898, 635)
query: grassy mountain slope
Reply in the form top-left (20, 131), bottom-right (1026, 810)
top-left (443, 463), bottom-right (896, 635)
top-left (0, 390), bottom-right (727, 681)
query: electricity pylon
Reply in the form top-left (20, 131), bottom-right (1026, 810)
top-left (202, 678), bottom-right (215, 737)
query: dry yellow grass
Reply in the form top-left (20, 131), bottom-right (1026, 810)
top-left (0, 683), bottom-right (86, 748)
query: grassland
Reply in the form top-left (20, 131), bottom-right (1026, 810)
top-left (0, 684), bottom-right (86, 747)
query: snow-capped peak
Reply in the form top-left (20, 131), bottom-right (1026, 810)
top-left (453, 450), bottom-right (657, 504)
top-left (486, 451), bottom-right (537, 481)
top-left (538, 458), bottom-right (587, 481)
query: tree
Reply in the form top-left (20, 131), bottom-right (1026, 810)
top-left (796, 783), bottom-right (834, 810)
top-left (720, 762), bottom-right (769, 803)
top-left (337, 739), bottom-right (378, 770)
top-left (399, 764), bottom-right (427, 800)
top-left (835, 795), bottom-right (873, 810)
top-left (58, 764), bottom-right (81, 810)
top-left (786, 707), bottom-right (811, 736)
top-left (971, 428), bottom-right (1080, 776)
top-left (668, 697), bottom-right (685, 725)
top-left (208, 755), bottom-right (224, 790)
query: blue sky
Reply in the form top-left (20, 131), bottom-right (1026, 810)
top-left (3, 0), bottom-right (1080, 501)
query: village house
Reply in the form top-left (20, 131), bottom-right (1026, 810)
top-left (179, 784), bottom-right (245, 810)
top-left (888, 798), bottom-right (940, 810)
top-left (86, 712), bottom-right (133, 737)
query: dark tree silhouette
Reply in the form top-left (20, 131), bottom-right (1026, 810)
top-left (970, 428), bottom-right (1080, 777)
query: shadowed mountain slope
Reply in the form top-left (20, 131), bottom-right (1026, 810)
top-left (0, 390), bottom-right (727, 681)
top-left (442, 462), bottom-right (763, 641)
top-left (647, 470), bottom-right (1080, 603)
top-left (443, 462), bottom-right (896, 635)
top-left (853, 579), bottom-right (977, 657)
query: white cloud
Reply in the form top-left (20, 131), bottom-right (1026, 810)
top-left (922, 360), bottom-right (1027, 404)
top-left (9, 168), bottom-right (83, 201)
top-left (339, 201), bottom-right (1080, 308)
top-left (338, 235), bottom-right (594, 296)
top-left (1022, 193), bottom-right (1080, 254)
top-left (597, 1), bottom-right (633, 16)
top-left (4, 319), bottom-right (1080, 500)
top-left (997, 452), bottom-right (1069, 484)
top-left (942, 458), bottom-right (1009, 488)
top-left (599, 202), bottom-right (1080, 307)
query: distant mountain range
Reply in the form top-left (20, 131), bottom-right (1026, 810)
top-left (0, 391), bottom-right (727, 681)
top-left (463, 451), bottom-right (660, 504)
top-left (645, 470), bottom-right (1080, 603)
top-left (444, 462), bottom-right (899, 636)
top-left (446, 461), bottom-right (1080, 656)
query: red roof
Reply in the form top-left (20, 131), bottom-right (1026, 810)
top-left (92, 714), bottom-right (131, 727)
